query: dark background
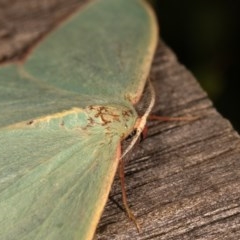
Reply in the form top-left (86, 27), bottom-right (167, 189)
top-left (150, 0), bottom-right (240, 132)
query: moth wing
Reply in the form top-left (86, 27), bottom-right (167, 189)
top-left (24, 0), bottom-right (158, 103)
top-left (0, 65), bottom-right (95, 128)
top-left (0, 125), bottom-right (120, 240)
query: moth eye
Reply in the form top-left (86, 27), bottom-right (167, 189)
top-left (26, 120), bottom-right (34, 125)
top-left (125, 128), bottom-right (137, 141)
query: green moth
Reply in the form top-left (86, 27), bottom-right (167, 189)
top-left (0, 0), bottom-right (158, 239)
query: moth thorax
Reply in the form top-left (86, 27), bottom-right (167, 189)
top-left (86, 104), bottom-right (137, 138)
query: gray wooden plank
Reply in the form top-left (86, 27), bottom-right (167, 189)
top-left (95, 42), bottom-right (240, 239)
top-left (0, 0), bottom-right (88, 62)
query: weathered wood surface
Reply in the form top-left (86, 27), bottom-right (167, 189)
top-left (1, 1), bottom-right (240, 239)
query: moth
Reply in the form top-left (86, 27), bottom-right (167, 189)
top-left (0, 0), bottom-right (158, 239)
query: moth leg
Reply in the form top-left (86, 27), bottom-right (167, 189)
top-left (148, 115), bottom-right (199, 121)
top-left (118, 157), bottom-right (141, 232)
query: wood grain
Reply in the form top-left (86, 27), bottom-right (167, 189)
top-left (96, 42), bottom-right (240, 239)
top-left (0, 0), bottom-right (88, 62)
top-left (0, 1), bottom-right (239, 239)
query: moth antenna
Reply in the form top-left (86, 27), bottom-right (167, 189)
top-left (121, 79), bottom-right (155, 159)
